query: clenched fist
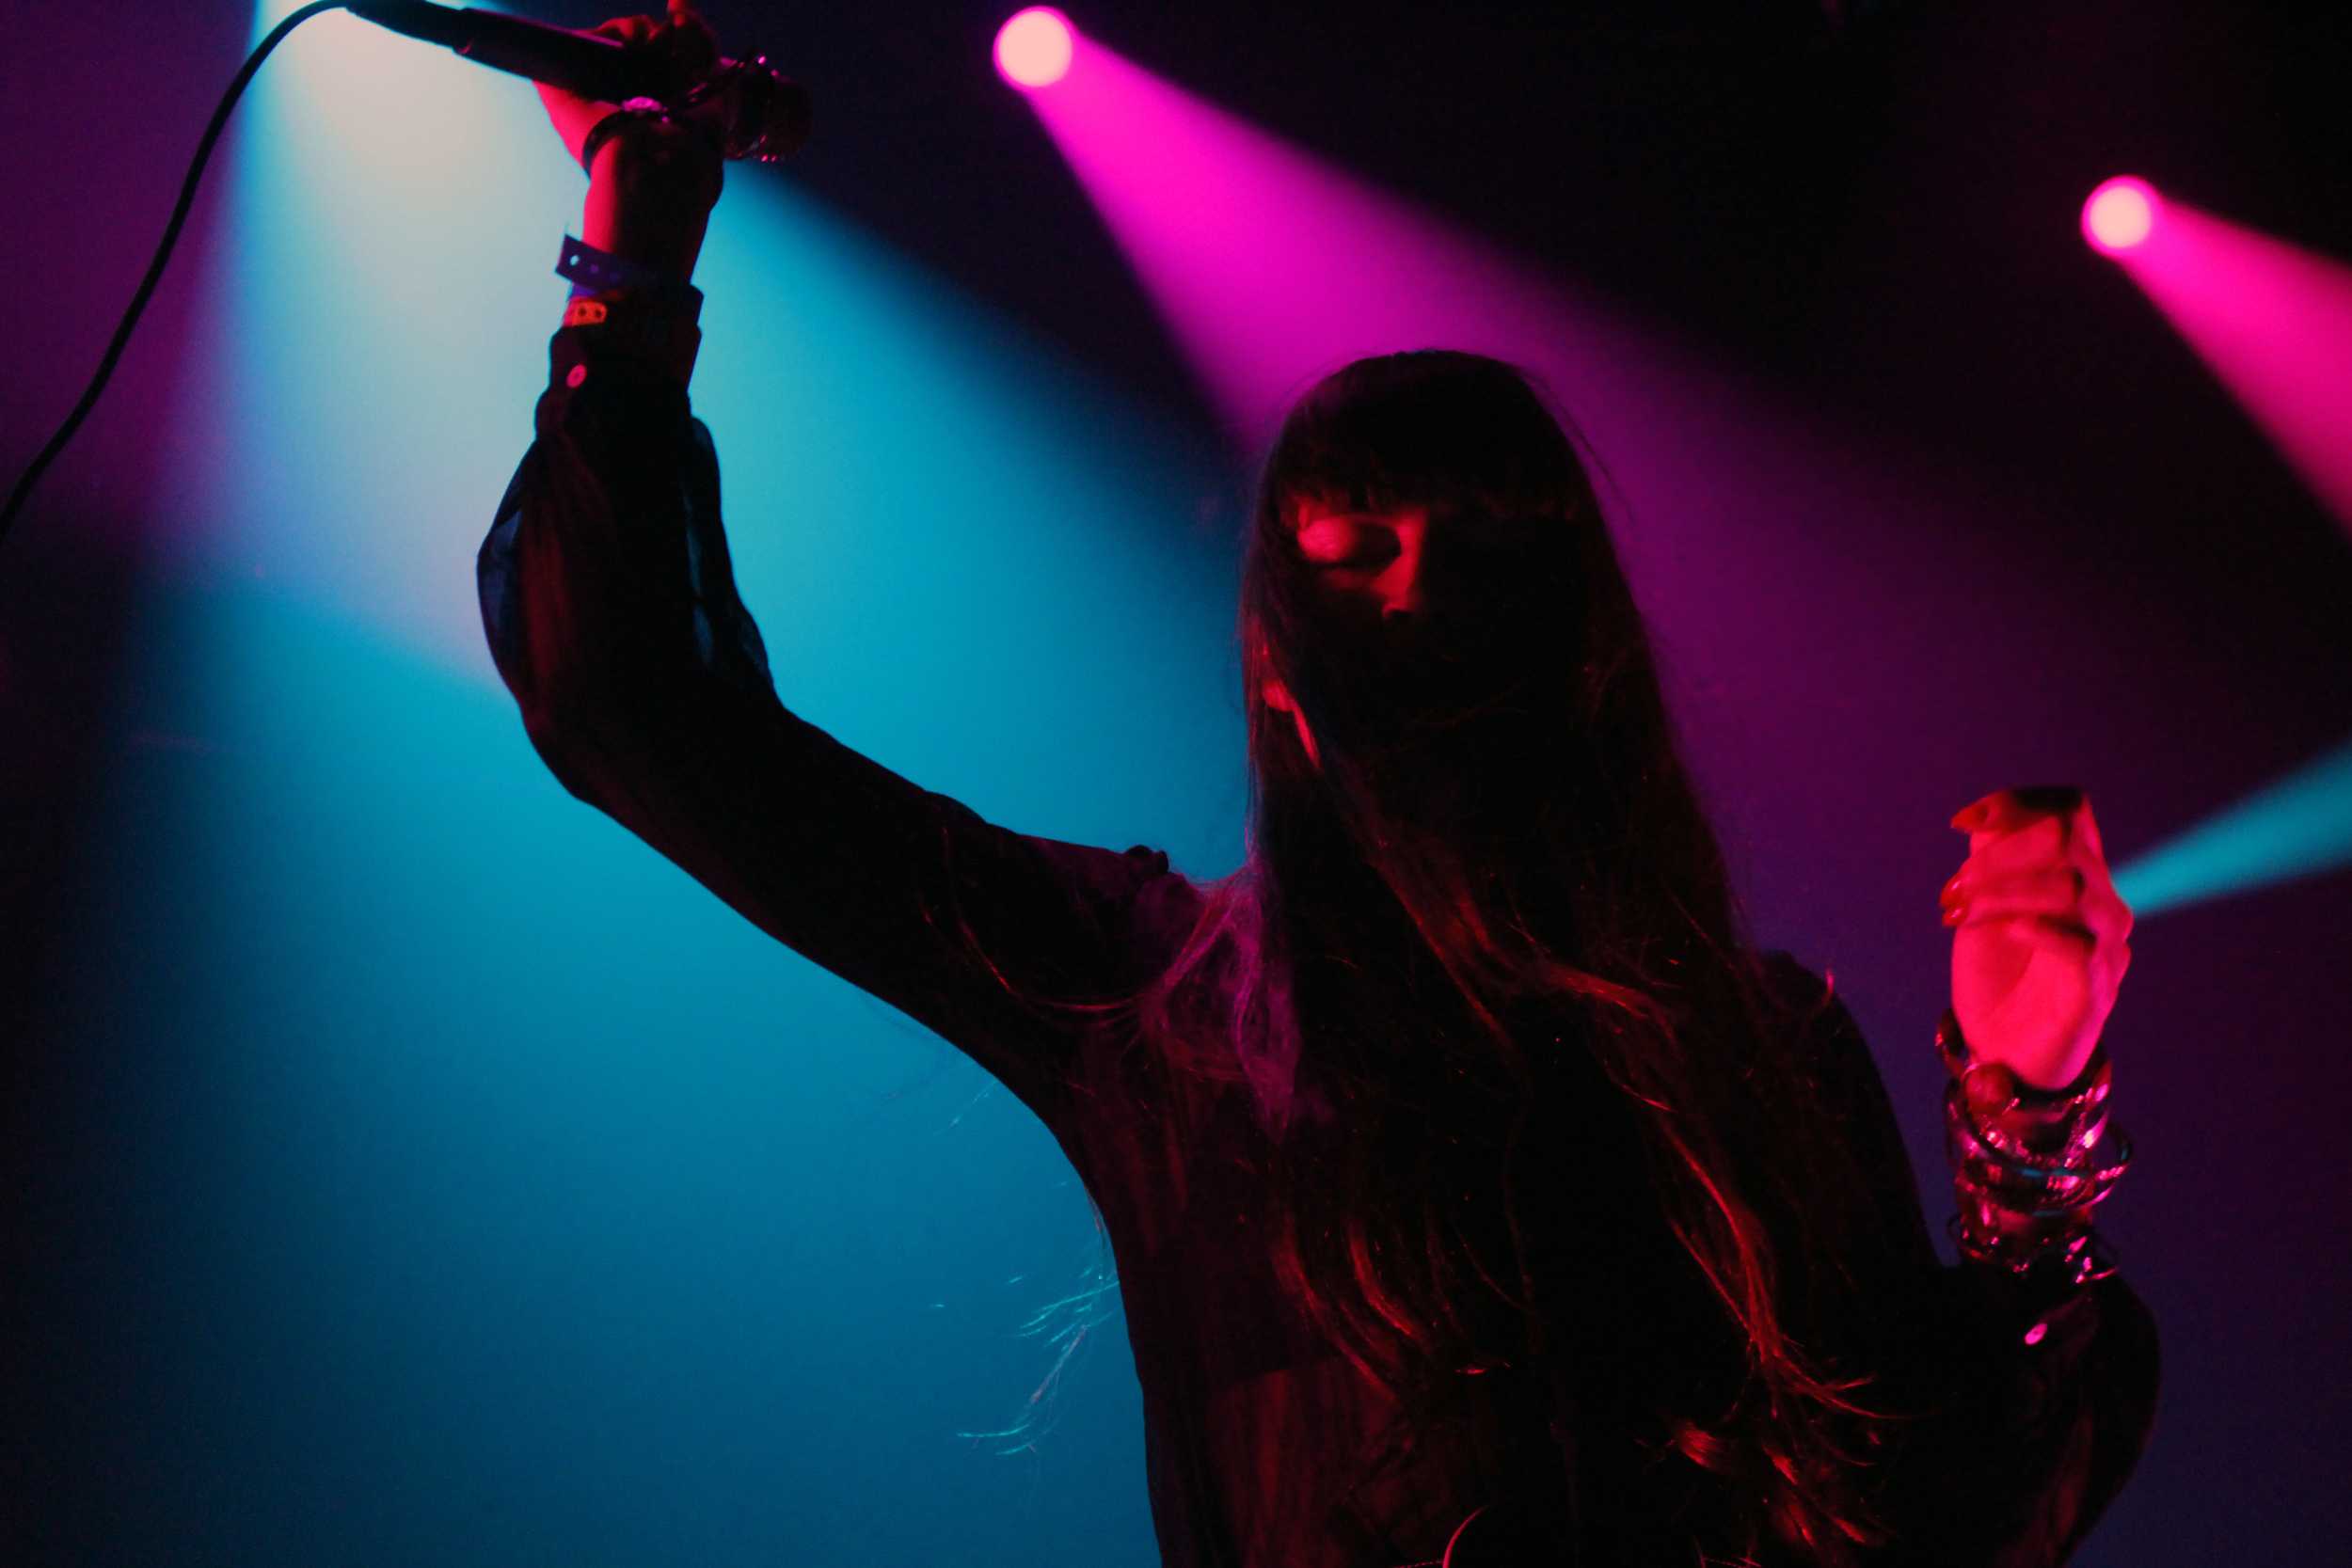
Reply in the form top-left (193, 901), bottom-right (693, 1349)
top-left (1940, 787), bottom-right (2135, 1089)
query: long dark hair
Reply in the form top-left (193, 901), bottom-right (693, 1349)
top-left (965, 351), bottom-right (1906, 1561)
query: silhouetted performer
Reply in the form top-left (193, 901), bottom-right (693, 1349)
top-left (481, 9), bottom-right (2156, 1563)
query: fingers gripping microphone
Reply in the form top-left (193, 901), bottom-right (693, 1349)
top-left (347, 1), bottom-right (811, 161)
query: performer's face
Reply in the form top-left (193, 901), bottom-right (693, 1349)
top-left (1286, 496), bottom-right (1444, 622)
top-left (1264, 494), bottom-right (1560, 773)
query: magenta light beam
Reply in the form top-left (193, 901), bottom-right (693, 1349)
top-left (1006, 32), bottom-right (1673, 458)
top-left (2096, 186), bottom-right (2352, 535)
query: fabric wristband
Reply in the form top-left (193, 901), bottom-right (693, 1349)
top-left (557, 231), bottom-right (697, 303)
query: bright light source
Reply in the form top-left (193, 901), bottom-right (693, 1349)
top-left (2083, 176), bottom-right (2160, 255)
top-left (995, 8), bottom-right (1075, 89)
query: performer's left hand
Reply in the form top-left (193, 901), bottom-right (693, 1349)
top-left (1941, 787), bottom-right (2135, 1088)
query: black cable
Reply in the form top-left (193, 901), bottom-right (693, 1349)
top-left (0, 1), bottom-right (355, 554)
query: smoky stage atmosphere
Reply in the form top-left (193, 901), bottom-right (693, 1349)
top-left (4, 3), bottom-right (2348, 1566)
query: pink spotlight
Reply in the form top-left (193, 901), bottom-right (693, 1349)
top-left (2083, 176), bottom-right (2160, 255)
top-left (995, 8), bottom-right (1075, 89)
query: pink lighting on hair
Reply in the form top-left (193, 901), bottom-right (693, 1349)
top-left (995, 8), bottom-right (1075, 89)
top-left (2082, 177), bottom-right (2160, 254)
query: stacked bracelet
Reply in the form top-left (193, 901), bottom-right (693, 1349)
top-left (1936, 1008), bottom-right (2130, 1287)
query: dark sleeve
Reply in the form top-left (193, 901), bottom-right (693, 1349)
top-left (476, 300), bottom-right (1173, 1130)
top-left (1761, 952), bottom-right (2161, 1568)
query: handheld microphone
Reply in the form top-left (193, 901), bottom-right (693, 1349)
top-left (347, 0), bottom-right (811, 161)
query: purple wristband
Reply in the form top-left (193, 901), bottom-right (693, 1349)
top-left (556, 232), bottom-right (693, 302)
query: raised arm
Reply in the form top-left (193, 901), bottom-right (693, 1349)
top-left (478, 16), bottom-right (1173, 1129)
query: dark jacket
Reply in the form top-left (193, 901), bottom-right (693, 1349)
top-left (477, 294), bottom-right (2158, 1567)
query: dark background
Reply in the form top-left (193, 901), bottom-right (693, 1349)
top-left (6, 2), bottom-right (2349, 1562)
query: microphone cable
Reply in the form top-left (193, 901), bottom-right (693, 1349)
top-left (1, 2), bottom-right (352, 553)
